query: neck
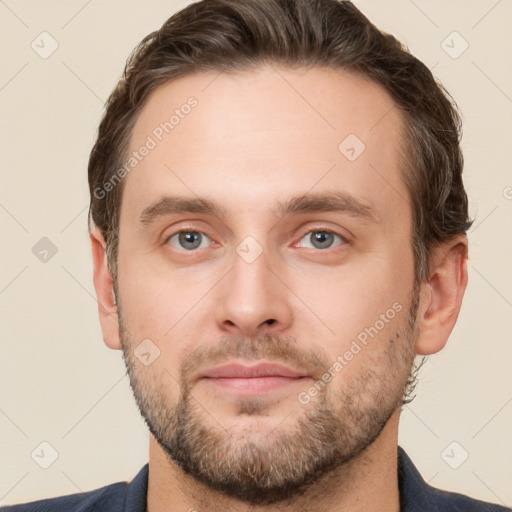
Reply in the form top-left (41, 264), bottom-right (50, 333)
top-left (146, 409), bottom-right (402, 512)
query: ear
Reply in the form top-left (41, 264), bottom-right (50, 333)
top-left (90, 226), bottom-right (121, 350)
top-left (415, 236), bottom-right (468, 355)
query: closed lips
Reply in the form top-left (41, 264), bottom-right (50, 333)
top-left (200, 363), bottom-right (307, 379)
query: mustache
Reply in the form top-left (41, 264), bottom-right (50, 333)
top-left (179, 332), bottom-right (330, 384)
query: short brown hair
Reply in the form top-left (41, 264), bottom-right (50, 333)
top-left (88, 0), bottom-right (472, 284)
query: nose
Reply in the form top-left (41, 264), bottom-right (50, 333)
top-left (214, 244), bottom-right (293, 338)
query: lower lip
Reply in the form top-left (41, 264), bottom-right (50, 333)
top-left (203, 376), bottom-right (307, 393)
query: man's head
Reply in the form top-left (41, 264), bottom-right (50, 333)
top-left (89, 0), bottom-right (470, 506)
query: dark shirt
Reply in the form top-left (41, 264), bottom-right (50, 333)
top-left (1, 447), bottom-right (509, 511)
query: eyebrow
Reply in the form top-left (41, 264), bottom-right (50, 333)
top-left (138, 191), bottom-right (378, 225)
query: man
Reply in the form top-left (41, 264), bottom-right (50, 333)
top-left (3, 0), bottom-right (509, 510)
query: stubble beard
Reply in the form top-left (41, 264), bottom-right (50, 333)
top-left (118, 290), bottom-right (419, 506)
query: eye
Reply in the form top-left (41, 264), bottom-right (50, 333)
top-left (296, 229), bottom-right (346, 250)
top-left (166, 230), bottom-right (212, 251)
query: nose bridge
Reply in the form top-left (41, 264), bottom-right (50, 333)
top-left (230, 236), bottom-right (274, 310)
top-left (215, 235), bottom-right (292, 336)
top-left (232, 236), bottom-right (270, 294)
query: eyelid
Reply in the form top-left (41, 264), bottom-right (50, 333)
top-left (162, 222), bottom-right (211, 240)
top-left (296, 220), bottom-right (352, 240)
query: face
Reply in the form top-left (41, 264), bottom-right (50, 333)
top-left (115, 65), bottom-right (419, 505)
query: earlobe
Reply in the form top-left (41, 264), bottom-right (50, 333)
top-left (90, 227), bottom-right (122, 350)
top-left (415, 238), bottom-right (468, 356)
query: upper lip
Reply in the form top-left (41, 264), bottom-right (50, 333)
top-left (199, 362), bottom-right (308, 379)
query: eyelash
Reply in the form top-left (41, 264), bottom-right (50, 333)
top-left (164, 227), bottom-right (348, 252)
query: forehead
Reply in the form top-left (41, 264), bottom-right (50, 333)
top-left (122, 65), bottom-right (408, 228)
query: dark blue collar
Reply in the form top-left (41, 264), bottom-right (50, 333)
top-left (123, 447), bottom-right (508, 511)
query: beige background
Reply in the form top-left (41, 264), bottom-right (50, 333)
top-left (1, 0), bottom-right (511, 507)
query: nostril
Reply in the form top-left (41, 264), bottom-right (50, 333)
top-left (265, 319), bottom-right (276, 325)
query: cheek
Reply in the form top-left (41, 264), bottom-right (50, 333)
top-left (294, 254), bottom-right (411, 330)
top-left (117, 250), bottom-right (218, 343)
top-left (289, 250), bottom-right (414, 376)
top-left (117, 250), bottom-right (172, 337)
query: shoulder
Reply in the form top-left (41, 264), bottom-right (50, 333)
top-left (0, 482), bottom-right (127, 512)
top-left (398, 447), bottom-right (510, 512)
top-left (424, 486), bottom-right (511, 512)
top-left (0, 464), bottom-right (149, 512)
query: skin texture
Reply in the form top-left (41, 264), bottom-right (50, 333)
top-left (90, 64), bottom-right (468, 512)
